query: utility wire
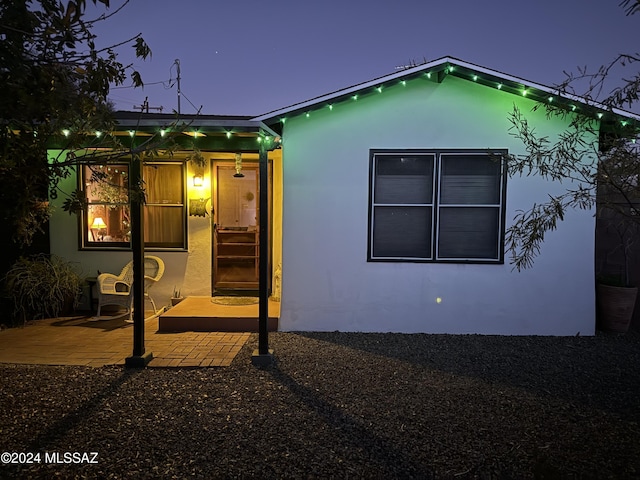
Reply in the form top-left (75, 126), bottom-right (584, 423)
top-left (181, 91), bottom-right (203, 114)
top-left (108, 60), bottom-right (203, 113)
top-left (111, 79), bottom-right (168, 89)
top-left (112, 62), bottom-right (180, 90)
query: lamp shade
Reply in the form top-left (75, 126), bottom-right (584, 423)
top-left (91, 217), bottom-right (107, 229)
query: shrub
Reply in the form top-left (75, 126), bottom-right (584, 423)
top-left (4, 254), bottom-right (84, 324)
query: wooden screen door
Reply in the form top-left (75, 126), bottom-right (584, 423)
top-left (212, 162), bottom-right (261, 292)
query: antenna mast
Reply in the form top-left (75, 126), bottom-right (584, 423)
top-left (135, 97), bottom-right (163, 113)
top-left (174, 59), bottom-right (181, 115)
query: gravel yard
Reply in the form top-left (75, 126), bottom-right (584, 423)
top-left (1, 331), bottom-right (639, 479)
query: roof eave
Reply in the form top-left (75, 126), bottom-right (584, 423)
top-left (252, 56), bottom-right (640, 128)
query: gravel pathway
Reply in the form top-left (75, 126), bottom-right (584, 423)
top-left (1, 331), bottom-right (639, 479)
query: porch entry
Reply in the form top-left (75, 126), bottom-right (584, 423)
top-left (212, 159), bottom-right (271, 294)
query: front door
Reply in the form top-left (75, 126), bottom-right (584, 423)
top-left (212, 162), bottom-right (260, 293)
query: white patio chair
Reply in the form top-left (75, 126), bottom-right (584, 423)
top-left (142, 255), bottom-right (165, 314)
top-left (96, 255), bottom-right (165, 321)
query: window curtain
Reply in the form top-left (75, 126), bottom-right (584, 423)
top-left (143, 164), bottom-right (184, 246)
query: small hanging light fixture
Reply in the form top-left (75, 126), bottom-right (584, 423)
top-left (234, 152), bottom-right (244, 178)
top-left (192, 165), bottom-right (205, 187)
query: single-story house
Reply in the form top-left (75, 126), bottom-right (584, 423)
top-left (48, 56), bottom-right (640, 335)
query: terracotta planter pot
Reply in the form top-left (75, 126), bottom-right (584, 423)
top-left (596, 284), bottom-right (638, 333)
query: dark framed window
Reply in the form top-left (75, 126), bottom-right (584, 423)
top-left (368, 149), bottom-right (506, 263)
top-left (81, 161), bottom-right (186, 249)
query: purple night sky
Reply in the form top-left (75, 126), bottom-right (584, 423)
top-left (88, 0), bottom-right (640, 116)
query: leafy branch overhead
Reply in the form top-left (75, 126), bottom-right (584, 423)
top-left (0, 0), bottom-right (152, 244)
top-left (504, 1), bottom-right (640, 271)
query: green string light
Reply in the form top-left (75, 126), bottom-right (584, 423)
top-left (280, 67), bottom-right (629, 126)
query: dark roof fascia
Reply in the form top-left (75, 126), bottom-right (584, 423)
top-left (252, 56), bottom-right (640, 134)
top-left (113, 111), bottom-right (278, 136)
top-left (45, 112), bottom-right (280, 151)
top-left (114, 111), bottom-right (254, 122)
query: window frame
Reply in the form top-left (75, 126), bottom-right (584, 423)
top-left (79, 160), bottom-right (187, 251)
top-left (143, 161), bottom-right (187, 249)
top-left (368, 149), bottom-right (507, 264)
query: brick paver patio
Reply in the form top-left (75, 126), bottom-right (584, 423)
top-left (0, 314), bottom-right (250, 367)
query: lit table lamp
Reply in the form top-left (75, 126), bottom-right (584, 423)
top-left (91, 217), bottom-right (107, 241)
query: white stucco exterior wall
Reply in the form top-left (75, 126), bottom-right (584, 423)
top-left (278, 76), bottom-right (596, 335)
top-left (47, 153), bottom-right (199, 309)
top-left (48, 150), bottom-right (283, 310)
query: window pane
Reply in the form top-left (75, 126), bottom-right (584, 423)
top-left (373, 206), bottom-right (432, 258)
top-left (374, 155), bottom-right (434, 204)
top-left (145, 205), bottom-right (183, 246)
top-left (440, 154), bottom-right (501, 205)
top-left (84, 165), bottom-right (129, 204)
top-left (144, 164), bottom-right (183, 204)
top-left (84, 164), bottom-right (130, 245)
top-left (437, 207), bottom-right (499, 259)
top-left (87, 204), bottom-right (131, 243)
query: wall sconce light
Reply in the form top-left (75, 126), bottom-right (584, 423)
top-left (193, 174), bottom-right (204, 187)
top-left (234, 152), bottom-right (244, 178)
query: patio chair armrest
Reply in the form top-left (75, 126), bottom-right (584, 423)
top-left (112, 281), bottom-right (132, 294)
top-left (98, 273), bottom-right (131, 295)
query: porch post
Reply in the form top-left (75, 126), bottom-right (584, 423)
top-left (252, 140), bottom-right (274, 366)
top-left (125, 153), bottom-right (153, 367)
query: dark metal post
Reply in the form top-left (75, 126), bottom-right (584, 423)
top-left (125, 153), bottom-right (153, 367)
top-left (252, 140), bottom-right (274, 366)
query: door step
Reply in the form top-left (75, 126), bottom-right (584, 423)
top-left (158, 296), bottom-right (279, 332)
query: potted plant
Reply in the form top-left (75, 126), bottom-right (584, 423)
top-left (596, 212), bottom-right (639, 333)
top-left (3, 254), bottom-right (84, 325)
top-left (171, 286), bottom-right (184, 306)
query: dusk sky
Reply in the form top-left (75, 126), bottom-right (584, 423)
top-left (89, 0), bottom-right (640, 116)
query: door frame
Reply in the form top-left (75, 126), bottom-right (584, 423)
top-left (211, 158), bottom-right (272, 295)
